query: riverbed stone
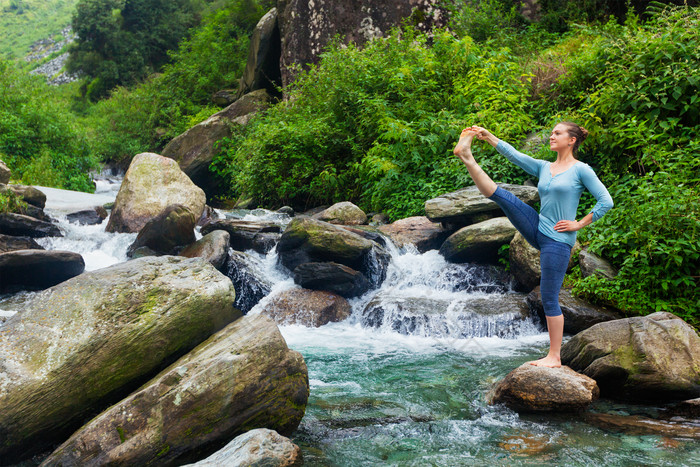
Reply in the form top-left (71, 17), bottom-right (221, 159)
top-left (0, 256), bottom-right (240, 462)
top-left (527, 286), bottom-right (623, 333)
top-left (182, 428), bottom-right (302, 467)
top-left (106, 153), bottom-right (206, 233)
top-left (378, 216), bottom-right (448, 253)
top-left (0, 233), bottom-right (43, 253)
top-left (0, 160), bottom-right (10, 184)
top-left (66, 207), bottom-right (108, 225)
top-left (489, 364), bottom-right (599, 412)
top-left (0, 183), bottom-right (46, 208)
top-left (127, 204), bottom-right (196, 257)
top-left (277, 217), bottom-right (390, 287)
top-left (0, 250), bottom-right (84, 293)
top-left (561, 312), bottom-right (700, 401)
top-left (664, 397), bottom-right (700, 419)
top-left (261, 288), bottom-right (352, 327)
top-left (582, 412), bottom-right (700, 439)
top-left (314, 201), bottom-right (367, 225)
top-left (161, 89), bottom-right (273, 198)
top-left (0, 212), bottom-right (62, 238)
top-left (41, 314), bottom-right (308, 466)
top-left (579, 247), bottom-right (618, 280)
top-left (439, 217), bottom-right (516, 264)
top-left (293, 261), bottom-right (370, 298)
top-left (201, 219), bottom-right (282, 254)
top-left (425, 183), bottom-right (539, 226)
top-left (180, 230), bottom-right (230, 271)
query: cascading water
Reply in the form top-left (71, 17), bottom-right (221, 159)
top-left (1, 181), bottom-right (698, 466)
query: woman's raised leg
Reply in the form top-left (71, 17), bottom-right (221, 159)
top-left (453, 128), bottom-right (497, 197)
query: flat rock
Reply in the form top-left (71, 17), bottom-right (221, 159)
top-left (0, 233), bottom-right (43, 253)
top-left (261, 288), bottom-right (352, 327)
top-left (0, 250), bottom-right (84, 292)
top-left (0, 212), bottom-right (62, 238)
top-left (489, 364), bottom-right (599, 412)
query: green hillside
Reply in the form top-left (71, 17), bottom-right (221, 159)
top-left (0, 0), bottom-right (77, 59)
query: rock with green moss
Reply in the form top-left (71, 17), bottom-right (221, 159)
top-left (439, 217), bottom-right (516, 264)
top-left (106, 153), bottom-right (206, 233)
top-left (314, 201), bottom-right (367, 225)
top-left (0, 256), bottom-right (240, 463)
top-left (277, 217), bottom-right (390, 287)
top-left (561, 312), bottom-right (700, 401)
top-left (41, 314), bottom-right (309, 466)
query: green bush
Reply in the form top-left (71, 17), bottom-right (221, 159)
top-left (0, 189), bottom-right (28, 214)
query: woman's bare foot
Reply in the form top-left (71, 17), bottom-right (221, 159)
top-left (453, 128), bottom-right (477, 163)
top-left (528, 355), bottom-right (562, 368)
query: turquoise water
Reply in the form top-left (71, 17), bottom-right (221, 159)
top-left (280, 324), bottom-right (700, 466)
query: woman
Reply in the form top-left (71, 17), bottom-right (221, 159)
top-left (453, 122), bottom-right (613, 367)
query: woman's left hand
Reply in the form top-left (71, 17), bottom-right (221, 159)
top-left (553, 220), bottom-right (582, 232)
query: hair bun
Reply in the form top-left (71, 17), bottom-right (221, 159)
top-left (580, 127), bottom-right (589, 140)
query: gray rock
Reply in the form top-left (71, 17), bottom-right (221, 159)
top-left (0, 160), bottom-right (10, 184)
top-left (293, 261), bottom-right (370, 298)
top-left (0, 212), bottom-right (62, 238)
top-left (439, 217), bottom-right (516, 264)
top-left (201, 219), bottom-right (282, 254)
top-left (489, 364), bottom-right (599, 412)
top-left (277, 206), bottom-right (295, 216)
top-left (41, 315), bottom-right (308, 466)
top-left (161, 90), bottom-right (273, 198)
top-left (238, 8), bottom-right (282, 97)
top-left (0, 233), bottom-right (43, 253)
top-left (127, 204), bottom-right (196, 257)
top-left (425, 183), bottom-right (538, 226)
top-left (212, 89), bottom-right (238, 106)
top-left (378, 216), bottom-right (448, 253)
top-left (561, 312), bottom-right (700, 401)
top-left (0, 256), bottom-right (240, 463)
top-left (0, 183), bottom-right (47, 208)
top-left (509, 231), bottom-right (540, 291)
top-left (180, 230), bottom-right (230, 271)
top-left (314, 201), bottom-right (367, 225)
top-left (0, 250), bottom-right (84, 292)
top-left (527, 286), bottom-right (623, 333)
top-left (183, 428), bottom-right (301, 467)
top-left (106, 153), bottom-right (206, 233)
top-left (261, 288), bottom-right (352, 327)
top-left (66, 207), bottom-right (107, 225)
top-left (579, 248), bottom-right (618, 280)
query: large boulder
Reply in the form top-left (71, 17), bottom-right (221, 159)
top-left (313, 201), bottom-right (367, 225)
top-left (527, 287), bottom-right (623, 334)
top-left (0, 256), bottom-right (240, 462)
top-left (277, 0), bottom-right (447, 88)
top-left (561, 312), bottom-right (700, 401)
top-left (489, 364), bottom-right (599, 412)
top-left (0, 160), bottom-right (10, 184)
top-left (106, 153), bottom-right (206, 233)
top-left (293, 261), bottom-right (370, 298)
top-left (182, 428), bottom-right (302, 467)
top-left (180, 230), bottom-right (231, 271)
top-left (378, 216), bottom-right (448, 253)
top-left (579, 247), bottom-right (618, 280)
top-left (509, 231), bottom-right (540, 291)
top-left (0, 212), bottom-right (62, 237)
top-left (161, 89), bottom-right (274, 197)
top-left (439, 217), bottom-right (516, 264)
top-left (0, 250), bottom-right (84, 292)
top-left (238, 8), bottom-right (282, 97)
top-left (261, 288), bottom-right (352, 327)
top-left (41, 314), bottom-right (308, 467)
top-left (127, 204), bottom-right (196, 257)
top-left (201, 219), bottom-right (282, 254)
top-left (425, 183), bottom-right (539, 227)
top-left (0, 183), bottom-right (46, 208)
top-left (0, 233), bottom-right (43, 253)
top-left (276, 217), bottom-right (390, 287)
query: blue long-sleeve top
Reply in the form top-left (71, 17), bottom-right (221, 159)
top-left (496, 140), bottom-right (613, 247)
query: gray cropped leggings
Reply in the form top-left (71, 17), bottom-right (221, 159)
top-left (488, 187), bottom-right (571, 317)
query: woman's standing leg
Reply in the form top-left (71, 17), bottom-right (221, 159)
top-left (531, 232), bottom-right (572, 367)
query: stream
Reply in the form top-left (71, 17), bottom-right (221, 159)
top-left (1, 178), bottom-right (698, 466)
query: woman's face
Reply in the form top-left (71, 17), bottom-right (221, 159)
top-left (549, 124), bottom-right (575, 152)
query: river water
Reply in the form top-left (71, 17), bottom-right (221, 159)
top-left (1, 180), bottom-right (698, 466)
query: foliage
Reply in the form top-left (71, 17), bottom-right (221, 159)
top-left (83, 0), bottom-right (270, 164)
top-left (67, 0), bottom-right (202, 100)
top-left (0, 189), bottom-right (28, 214)
top-left (0, 59), bottom-right (98, 191)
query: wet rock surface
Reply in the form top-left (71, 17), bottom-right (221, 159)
top-left (226, 250), bottom-right (273, 313)
top-left (293, 261), bottom-right (370, 298)
top-left (261, 288), bottom-right (352, 327)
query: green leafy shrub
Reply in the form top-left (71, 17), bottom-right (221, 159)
top-left (0, 189), bottom-right (28, 214)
